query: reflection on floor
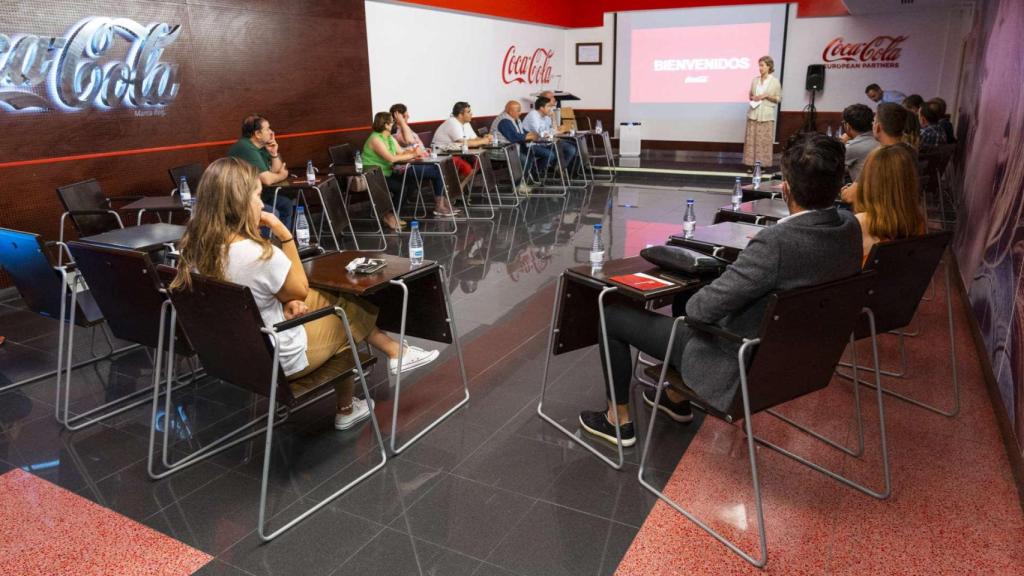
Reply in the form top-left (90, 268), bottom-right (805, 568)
top-left (0, 178), bottom-right (1019, 575)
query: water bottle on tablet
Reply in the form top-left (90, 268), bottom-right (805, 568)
top-left (295, 206), bottom-right (310, 249)
top-left (178, 176), bottom-right (192, 207)
top-left (409, 221), bottom-right (424, 265)
top-left (752, 161), bottom-right (762, 189)
top-left (595, 119), bottom-right (603, 134)
top-left (732, 177), bottom-right (743, 209)
top-left (306, 160), bottom-right (315, 184)
top-left (683, 199), bottom-right (696, 239)
top-left (590, 223), bottom-right (605, 269)
top-left (354, 151), bottom-right (363, 173)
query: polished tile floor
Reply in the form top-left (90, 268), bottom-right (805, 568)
top-left (1, 175), bottom-right (1020, 575)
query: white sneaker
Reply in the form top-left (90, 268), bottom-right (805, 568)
top-left (517, 182), bottom-right (532, 196)
top-left (388, 342), bottom-right (440, 375)
top-left (334, 398), bottom-right (374, 430)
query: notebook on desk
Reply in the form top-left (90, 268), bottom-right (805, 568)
top-left (609, 272), bottom-right (675, 292)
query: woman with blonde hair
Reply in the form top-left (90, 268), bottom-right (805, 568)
top-left (854, 144), bottom-right (927, 261)
top-left (743, 55), bottom-right (782, 169)
top-left (170, 157), bottom-right (438, 429)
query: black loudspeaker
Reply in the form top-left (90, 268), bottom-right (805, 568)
top-left (806, 65), bottom-right (825, 91)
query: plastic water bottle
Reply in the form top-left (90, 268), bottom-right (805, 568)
top-left (590, 223), bottom-right (605, 268)
top-left (752, 161), bottom-right (762, 189)
top-left (354, 151), bottom-right (363, 173)
top-left (295, 206), bottom-right (310, 249)
top-left (826, 125), bottom-right (833, 138)
top-left (595, 119), bottom-right (603, 134)
top-left (731, 177), bottom-right (743, 209)
top-left (409, 221), bottom-right (424, 265)
top-left (430, 146), bottom-right (438, 160)
top-left (683, 199), bottom-right (696, 239)
top-left (461, 139), bottom-right (469, 154)
top-left (178, 176), bottom-right (192, 207)
top-left (306, 160), bottom-right (315, 184)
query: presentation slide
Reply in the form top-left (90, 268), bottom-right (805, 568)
top-left (615, 5), bottom-right (788, 143)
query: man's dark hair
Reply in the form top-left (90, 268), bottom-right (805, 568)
top-left (920, 100), bottom-right (943, 125)
top-left (452, 101), bottom-right (471, 117)
top-left (241, 114), bottom-right (268, 138)
top-left (864, 83), bottom-right (881, 94)
top-left (875, 103), bottom-right (907, 138)
top-left (534, 96), bottom-right (551, 110)
top-left (842, 104), bottom-right (874, 134)
top-left (927, 97), bottom-right (947, 117)
top-left (389, 103), bottom-right (407, 115)
top-left (901, 94), bottom-right (924, 111)
top-left (780, 132), bottom-right (845, 209)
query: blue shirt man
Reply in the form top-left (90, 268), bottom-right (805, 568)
top-left (865, 83), bottom-right (906, 105)
top-left (521, 96), bottom-right (577, 180)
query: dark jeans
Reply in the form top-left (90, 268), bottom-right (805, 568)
top-left (528, 144), bottom-right (555, 179)
top-left (557, 139), bottom-right (578, 173)
top-left (260, 192), bottom-right (295, 229)
top-left (599, 303), bottom-right (690, 406)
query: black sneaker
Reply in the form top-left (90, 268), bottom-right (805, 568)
top-left (642, 388), bottom-right (694, 423)
top-left (578, 410), bottom-right (636, 447)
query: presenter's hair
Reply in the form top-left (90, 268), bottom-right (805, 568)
top-left (534, 96), bottom-right (551, 110)
top-left (842, 104), bottom-right (874, 134)
top-left (758, 55), bottom-right (774, 73)
top-left (875, 103), bottom-right (907, 138)
top-left (780, 132), bottom-right (845, 210)
top-left (371, 111), bottom-right (392, 132)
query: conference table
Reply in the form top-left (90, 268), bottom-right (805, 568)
top-left (301, 250), bottom-right (469, 453)
top-left (537, 256), bottom-right (705, 469)
top-left (436, 147), bottom-right (498, 220)
top-left (714, 198), bottom-right (790, 226)
top-left (741, 180), bottom-right (784, 202)
top-left (120, 196), bottom-right (190, 225)
top-left (667, 221), bottom-right (763, 262)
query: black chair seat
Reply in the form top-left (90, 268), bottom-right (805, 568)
top-left (643, 363), bottom-right (734, 422)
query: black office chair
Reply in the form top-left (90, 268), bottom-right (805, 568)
top-left (168, 163), bottom-right (205, 195)
top-left (0, 228), bottom-right (138, 396)
top-left (328, 143), bottom-right (355, 168)
top-left (64, 241), bottom-right (197, 430)
top-left (56, 179), bottom-right (138, 244)
top-left (149, 266), bottom-right (385, 542)
top-left (638, 272), bottom-right (887, 568)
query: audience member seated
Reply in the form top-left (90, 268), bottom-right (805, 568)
top-left (854, 145), bottom-right (927, 261)
top-left (840, 103), bottom-right (879, 182)
top-left (930, 97), bottom-right (956, 143)
top-left (390, 103), bottom-right (426, 150)
top-left (918, 99), bottom-right (949, 151)
top-left (522, 96), bottom-right (577, 180)
top-left (170, 157), bottom-right (439, 430)
top-left (363, 112), bottom-right (457, 219)
top-left (577, 133), bottom-right (862, 447)
top-left (903, 111), bottom-right (922, 150)
top-left (840, 102), bottom-right (910, 204)
top-left (901, 94), bottom-right (925, 115)
top-left (433, 101), bottom-right (493, 191)
top-left (865, 83), bottom-right (907, 105)
top-left (490, 100), bottom-right (543, 194)
top-left (227, 114), bottom-right (294, 229)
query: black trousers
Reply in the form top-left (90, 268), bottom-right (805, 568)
top-left (599, 303), bottom-right (690, 406)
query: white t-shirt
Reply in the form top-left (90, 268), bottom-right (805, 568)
top-left (433, 116), bottom-right (477, 147)
top-left (224, 239), bottom-right (308, 376)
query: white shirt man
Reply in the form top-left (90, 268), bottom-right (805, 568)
top-left (432, 101), bottom-right (491, 148)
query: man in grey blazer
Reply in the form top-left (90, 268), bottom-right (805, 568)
top-left (580, 133), bottom-right (863, 447)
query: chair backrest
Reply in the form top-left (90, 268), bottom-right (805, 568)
top-left (417, 130), bottom-right (434, 148)
top-left (0, 227), bottom-right (102, 326)
top-left (364, 167), bottom-right (394, 211)
top-left (858, 231), bottom-right (951, 336)
top-left (168, 163), bottom-right (205, 194)
top-left (56, 179), bottom-right (120, 237)
top-left (601, 132), bottom-right (614, 158)
top-left (328, 143), bottom-right (355, 167)
top-left (506, 144), bottom-right (525, 182)
top-left (66, 242), bottom-right (192, 354)
top-left (735, 271), bottom-right (875, 418)
top-left (158, 266), bottom-right (293, 405)
top-left (315, 176), bottom-right (353, 248)
top-left (439, 157), bottom-right (463, 197)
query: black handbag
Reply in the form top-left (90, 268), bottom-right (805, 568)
top-left (640, 245), bottom-right (725, 275)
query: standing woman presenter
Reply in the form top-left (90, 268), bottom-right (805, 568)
top-left (743, 55), bottom-right (781, 169)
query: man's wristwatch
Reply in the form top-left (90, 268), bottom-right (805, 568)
top-left (269, 153), bottom-right (280, 159)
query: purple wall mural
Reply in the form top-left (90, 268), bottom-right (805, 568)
top-left (951, 0), bottom-right (1024, 455)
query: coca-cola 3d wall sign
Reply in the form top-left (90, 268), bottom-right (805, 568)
top-left (821, 35), bottom-right (907, 70)
top-left (0, 17), bottom-right (181, 113)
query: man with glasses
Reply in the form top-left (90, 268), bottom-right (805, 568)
top-left (227, 114), bottom-right (294, 228)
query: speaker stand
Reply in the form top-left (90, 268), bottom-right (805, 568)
top-left (802, 89), bottom-right (819, 133)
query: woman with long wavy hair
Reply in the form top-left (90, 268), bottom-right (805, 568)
top-left (170, 157), bottom-right (438, 429)
top-left (854, 144), bottom-right (927, 262)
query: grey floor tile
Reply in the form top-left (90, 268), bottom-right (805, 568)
top-left (391, 475), bottom-right (535, 560)
top-left (398, 411), bottom-right (493, 472)
top-left (540, 459), bottom-right (670, 528)
top-left (485, 500), bottom-right (638, 576)
top-left (191, 559), bottom-right (259, 576)
top-left (333, 527), bottom-right (481, 576)
top-left (452, 431), bottom-right (590, 499)
top-left (314, 457), bottom-right (445, 526)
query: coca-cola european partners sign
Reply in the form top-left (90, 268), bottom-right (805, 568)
top-left (0, 17), bottom-right (181, 114)
top-left (822, 35), bottom-right (907, 70)
top-left (501, 45), bottom-right (554, 85)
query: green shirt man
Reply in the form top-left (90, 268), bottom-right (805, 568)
top-left (226, 114), bottom-right (293, 227)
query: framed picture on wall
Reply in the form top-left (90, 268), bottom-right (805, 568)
top-left (575, 43), bottom-right (602, 65)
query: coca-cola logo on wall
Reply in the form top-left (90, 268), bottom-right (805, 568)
top-left (822, 35), bottom-right (907, 70)
top-left (501, 45), bottom-right (554, 84)
top-left (0, 17), bottom-right (181, 114)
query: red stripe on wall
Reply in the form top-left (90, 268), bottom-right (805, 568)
top-left (0, 125), bottom-right (372, 170)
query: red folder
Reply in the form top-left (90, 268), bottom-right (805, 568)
top-left (610, 273), bottom-right (673, 291)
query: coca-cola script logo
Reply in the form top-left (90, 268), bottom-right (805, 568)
top-left (0, 17), bottom-right (181, 113)
top-left (501, 46), bottom-right (554, 85)
top-left (821, 35), bottom-right (907, 70)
